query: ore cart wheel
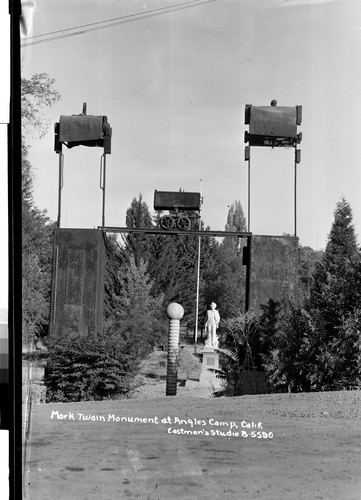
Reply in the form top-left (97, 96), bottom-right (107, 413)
top-left (160, 215), bottom-right (175, 230)
top-left (177, 216), bottom-right (191, 230)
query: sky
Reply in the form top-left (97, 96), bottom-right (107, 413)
top-left (21, 0), bottom-right (361, 250)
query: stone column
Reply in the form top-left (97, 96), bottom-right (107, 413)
top-left (165, 303), bottom-right (184, 396)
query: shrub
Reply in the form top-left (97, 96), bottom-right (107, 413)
top-left (212, 313), bottom-right (259, 396)
top-left (44, 333), bottom-right (139, 402)
top-left (262, 303), bottom-right (316, 393)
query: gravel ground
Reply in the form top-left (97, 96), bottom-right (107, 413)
top-left (26, 388), bottom-right (361, 500)
top-left (23, 358), bottom-right (361, 498)
top-left (22, 360), bottom-right (47, 405)
top-left (23, 357), bottom-right (361, 418)
top-left (132, 377), bottom-right (361, 419)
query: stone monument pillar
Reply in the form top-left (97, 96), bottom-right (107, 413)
top-left (165, 302), bottom-right (184, 396)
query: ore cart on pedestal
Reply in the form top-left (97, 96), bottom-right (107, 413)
top-left (154, 190), bottom-right (201, 231)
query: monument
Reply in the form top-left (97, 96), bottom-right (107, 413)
top-left (200, 302), bottom-right (222, 390)
top-left (204, 302), bottom-right (220, 348)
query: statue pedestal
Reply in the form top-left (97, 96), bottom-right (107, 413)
top-left (199, 348), bottom-right (222, 390)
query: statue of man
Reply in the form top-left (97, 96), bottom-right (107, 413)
top-left (204, 302), bottom-right (220, 348)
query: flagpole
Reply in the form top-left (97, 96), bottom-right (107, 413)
top-left (194, 179), bottom-right (203, 354)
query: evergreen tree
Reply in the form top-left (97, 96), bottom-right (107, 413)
top-left (301, 198), bottom-right (361, 390)
top-left (324, 198), bottom-right (359, 271)
top-left (203, 201), bottom-right (248, 318)
top-left (262, 302), bottom-right (316, 392)
top-left (125, 194), bottom-right (153, 229)
top-left (120, 192), bottom-right (216, 326)
top-left (104, 255), bottom-right (165, 357)
top-left (297, 245), bottom-right (323, 299)
top-left (145, 231), bottom-right (214, 325)
top-left (311, 198), bottom-right (361, 329)
top-left (122, 194), bottom-right (154, 266)
top-left (262, 199), bottom-right (361, 392)
top-left (256, 299), bottom-right (282, 369)
top-left (103, 234), bottom-right (124, 319)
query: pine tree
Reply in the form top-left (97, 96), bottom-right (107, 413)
top-left (122, 194), bottom-right (155, 266)
top-left (307, 198), bottom-right (361, 389)
top-left (121, 192), bottom-right (216, 326)
top-left (125, 194), bottom-right (153, 229)
top-left (324, 198), bottom-right (359, 272)
top-left (311, 198), bottom-right (360, 327)
top-left (256, 299), bottom-right (282, 368)
top-left (262, 303), bottom-right (316, 393)
top-left (262, 199), bottom-right (361, 392)
top-left (104, 255), bottom-right (165, 357)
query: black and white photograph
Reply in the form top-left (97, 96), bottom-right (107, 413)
top-left (17, 0), bottom-right (361, 498)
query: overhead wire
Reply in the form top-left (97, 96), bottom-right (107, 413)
top-left (21, 0), bottom-right (217, 47)
top-left (24, 0), bottom-right (209, 39)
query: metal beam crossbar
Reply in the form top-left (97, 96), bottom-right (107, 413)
top-left (98, 226), bottom-right (252, 238)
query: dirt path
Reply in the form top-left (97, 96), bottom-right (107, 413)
top-left (25, 387), bottom-right (361, 499)
top-left (132, 377), bottom-right (216, 400)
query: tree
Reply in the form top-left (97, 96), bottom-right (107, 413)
top-left (104, 255), bottom-right (166, 358)
top-left (22, 204), bottom-right (56, 340)
top-left (310, 198), bottom-right (361, 330)
top-left (306, 308), bottom-right (361, 391)
top-left (262, 302), bottom-right (316, 392)
top-left (256, 299), bottom-right (282, 369)
top-left (121, 193), bottom-right (155, 265)
top-left (103, 234), bottom-right (124, 318)
top-left (264, 199), bottom-right (361, 392)
top-left (22, 73), bottom-right (60, 342)
top-left (118, 192), bottom-right (218, 326)
top-left (202, 201), bottom-right (248, 318)
top-left (297, 245), bottom-right (323, 299)
top-left (22, 72), bottom-right (61, 137)
top-left (225, 200), bottom-right (247, 233)
top-left (125, 194), bottom-right (153, 228)
top-left (324, 198), bottom-right (359, 270)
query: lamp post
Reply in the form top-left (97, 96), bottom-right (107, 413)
top-left (166, 302), bottom-right (184, 396)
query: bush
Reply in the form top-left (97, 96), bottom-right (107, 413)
top-left (262, 303), bottom-right (316, 393)
top-left (213, 313), bottom-right (260, 396)
top-left (44, 334), bottom-right (140, 402)
top-left (307, 309), bottom-right (361, 391)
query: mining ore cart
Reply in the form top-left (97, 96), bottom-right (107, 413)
top-left (153, 190), bottom-right (201, 230)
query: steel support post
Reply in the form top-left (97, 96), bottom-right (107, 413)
top-left (56, 152), bottom-right (64, 228)
top-left (100, 153), bottom-right (107, 227)
top-left (245, 235), bottom-right (253, 313)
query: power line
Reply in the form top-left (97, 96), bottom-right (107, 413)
top-left (25, 0), bottom-right (207, 40)
top-left (21, 0), bottom-right (216, 47)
